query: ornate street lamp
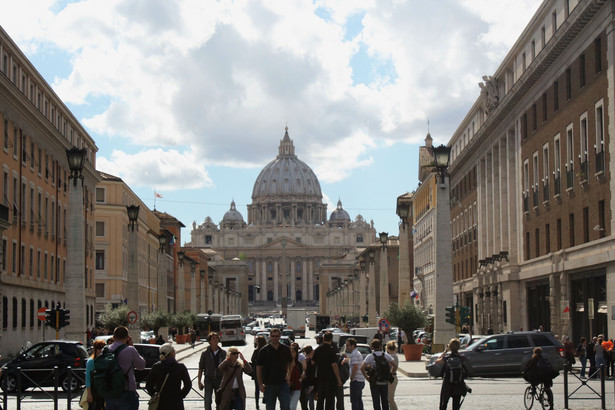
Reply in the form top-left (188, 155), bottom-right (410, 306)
top-left (158, 232), bottom-right (168, 253)
top-left (66, 147), bottom-right (86, 186)
top-left (379, 232), bottom-right (388, 249)
top-left (432, 144), bottom-right (451, 185)
top-left (126, 205), bottom-right (139, 231)
top-left (177, 250), bottom-right (185, 266)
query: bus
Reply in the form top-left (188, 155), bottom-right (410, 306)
top-left (219, 314), bottom-right (246, 346)
top-left (195, 313), bottom-right (222, 340)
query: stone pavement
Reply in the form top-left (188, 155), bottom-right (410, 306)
top-left (397, 354), bottom-right (429, 377)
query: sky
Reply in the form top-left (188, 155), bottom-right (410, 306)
top-left (1, 0), bottom-right (543, 243)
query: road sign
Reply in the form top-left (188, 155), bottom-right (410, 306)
top-left (378, 318), bottom-right (390, 332)
top-left (38, 307), bottom-right (48, 321)
top-left (127, 310), bottom-right (138, 324)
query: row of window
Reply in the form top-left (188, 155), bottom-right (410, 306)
top-left (1, 297), bottom-right (95, 329)
top-left (2, 238), bottom-right (64, 281)
top-left (524, 200), bottom-right (607, 260)
top-left (454, 256), bottom-right (478, 282)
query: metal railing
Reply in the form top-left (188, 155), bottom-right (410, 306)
top-left (563, 363), bottom-right (612, 410)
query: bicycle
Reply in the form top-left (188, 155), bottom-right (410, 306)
top-left (524, 382), bottom-right (552, 409)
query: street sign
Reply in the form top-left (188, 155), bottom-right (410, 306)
top-left (38, 307), bottom-right (48, 321)
top-left (378, 318), bottom-right (390, 332)
top-left (127, 310), bottom-right (138, 324)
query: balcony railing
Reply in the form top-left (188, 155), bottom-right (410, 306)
top-left (532, 189), bottom-right (539, 208)
top-left (542, 183), bottom-right (549, 201)
top-left (566, 168), bottom-right (574, 189)
top-left (596, 151), bottom-right (605, 173)
top-left (523, 195), bottom-right (529, 213)
top-left (579, 159), bottom-right (588, 181)
top-left (554, 176), bottom-right (561, 196)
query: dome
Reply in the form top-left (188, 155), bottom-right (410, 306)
top-left (251, 128), bottom-right (323, 201)
top-left (329, 199), bottom-right (350, 222)
top-left (222, 200), bottom-right (244, 223)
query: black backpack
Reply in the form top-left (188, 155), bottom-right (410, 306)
top-left (536, 357), bottom-right (557, 381)
top-left (91, 344), bottom-right (128, 398)
top-left (444, 355), bottom-right (465, 384)
top-left (371, 353), bottom-right (391, 384)
top-left (337, 354), bottom-right (350, 385)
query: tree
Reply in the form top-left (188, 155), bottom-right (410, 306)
top-left (98, 304), bottom-right (130, 332)
top-left (383, 301), bottom-right (426, 345)
top-left (170, 311), bottom-right (197, 335)
top-left (141, 311), bottom-right (169, 337)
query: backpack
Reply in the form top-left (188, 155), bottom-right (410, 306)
top-left (535, 357), bottom-right (557, 381)
top-left (337, 354), bottom-right (349, 385)
top-left (371, 353), bottom-right (391, 384)
top-left (444, 355), bottom-right (465, 384)
top-left (91, 344), bottom-right (128, 398)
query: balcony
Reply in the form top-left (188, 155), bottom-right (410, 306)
top-left (579, 159), bottom-right (588, 183)
top-left (532, 189), bottom-right (539, 208)
top-left (566, 169), bottom-right (574, 190)
top-left (595, 151), bottom-right (605, 173)
top-left (554, 176), bottom-right (561, 196)
top-left (523, 195), bottom-right (529, 213)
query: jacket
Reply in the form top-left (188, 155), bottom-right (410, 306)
top-left (217, 359), bottom-right (252, 410)
top-left (145, 359), bottom-right (192, 409)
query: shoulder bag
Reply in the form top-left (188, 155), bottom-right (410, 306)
top-left (216, 364), bottom-right (238, 406)
top-left (148, 372), bottom-right (170, 410)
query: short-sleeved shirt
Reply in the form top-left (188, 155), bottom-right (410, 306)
top-left (108, 342), bottom-right (146, 392)
top-left (312, 343), bottom-right (338, 384)
top-left (85, 357), bottom-right (95, 388)
top-left (257, 343), bottom-right (292, 385)
top-left (349, 348), bottom-right (365, 382)
top-left (363, 351), bottom-right (394, 385)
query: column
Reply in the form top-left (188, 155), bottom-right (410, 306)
top-left (368, 262), bottom-right (377, 327)
top-left (65, 177), bottom-right (86, 344)
top-left (290, 258), bottom-right (296, 304)
top-left (273, 260), bottom-right (279, 302)
top-left (190, 271), bottom-right (197, 313)
top-left (302, 259), bottom-right (308, 303)
top-left (398, 222), bottom-right (410, 305)
top-left (126, 219), bottom-right (140, 341)
top-left (359, 271), bottom-right (367, 324)
top-left (379, 246), bottom-right (389, 314)
top-left (261, 259), bottom-right (267, 301)
top-left (308, 259), bottom-right (313, 301)
top-left (200, 276), bottom-right (205, 313)
top-left (157, 252), bottom-right (168, 314)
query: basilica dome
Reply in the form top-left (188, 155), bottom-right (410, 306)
top-left (329, 200), bottom-right (350, 222)
top-left (251, 128), bottom-right (323, 202)
top-left (222, 200), bottom-right (244, 223)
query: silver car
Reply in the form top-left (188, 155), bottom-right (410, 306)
top-left (426, 331), bottom-right (565, 378)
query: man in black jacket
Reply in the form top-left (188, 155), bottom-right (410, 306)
top-left (197, 332), bottom-right (227, 410)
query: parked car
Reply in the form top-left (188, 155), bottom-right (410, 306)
top-left (282, 329), bottom-right (295, 342)
top-left (426, 331), bottom-right (565, 378)
top-left (133, 343), bottom-right (162, 384)
top-left (280, 335), bottom-right (292, 347)
top-left (140, 330), bottom-right (155, 343)
top-left (254, 331), bottom-right (271, 347)
top-left (340, 343), bottom-right (372, 360)
top-left (459, 334), bottom-right (486, 349)
top-left (1, 340), bottom-right (88, 392)
top-left (93, 335), bottom-right (114, 344)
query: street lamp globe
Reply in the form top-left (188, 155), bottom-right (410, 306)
top-left (432, 144), bottom-right (451, 169)
top-left (379, 232), bottom-right (388, 245)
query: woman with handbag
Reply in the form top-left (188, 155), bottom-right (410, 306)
top-left (146, 343), bottom-right (192, 410)
top-left (218, 346), bottom-right (252, 410)
top-left (84, 339), bottom-right (106, 410)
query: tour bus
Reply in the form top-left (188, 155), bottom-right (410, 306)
top-left (220, 314), bottom-right (246, 346)
top-left (196, 313), bottom-right (222, 340)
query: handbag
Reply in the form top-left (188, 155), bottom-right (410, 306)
top-left (79, 389), bottom-right (89, 409)
top-left (148, 373), bottom-right (170, 410)
top-left (216, 365), bottom-right (238, 406)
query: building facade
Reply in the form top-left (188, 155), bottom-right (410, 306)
top-left (0, 26), bottom-right (99, 355)
top-left (448, 0), bottom-right (614, 339)
top-left (187, 128), bottom-right (377, 311)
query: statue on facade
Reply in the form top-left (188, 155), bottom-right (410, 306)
top-left (479, 75), bottom-right (499, 114)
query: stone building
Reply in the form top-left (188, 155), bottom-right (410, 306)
top-left (0, 26), bottom-right (99, 355)
top-left (448, 0), bottom-right (614, 339)
top-left (187, 128), bottom-right (376, 310)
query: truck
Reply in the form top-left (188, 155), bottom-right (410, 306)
top-left (308, 312), bottom-right (317, 330)
top-left (286, 308), bottom-right (307, 338)
top-left (315, 315), bottom-right (331, 332)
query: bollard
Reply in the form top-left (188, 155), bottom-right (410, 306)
top-left (564, 363), bottom-right (569, 409)
top-left (16, 366), bottom-right (21, 410)
top-left (66, 366), bottom-right (72, 410)
top-left (54, 366), bottom-right (59, 410)
top-left (2, 371), bottom-right (7, 410)
top-left (599, 364), bottom-right (605, 410)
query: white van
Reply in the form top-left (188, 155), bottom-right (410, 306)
top-left (350, 327), bottom-right (382, 340)
top-left (220, 315), bottom-right (246, 346)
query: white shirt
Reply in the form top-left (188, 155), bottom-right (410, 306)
top-left (349, 348), bottom-right (365, 382)
top-left (363, 351), bottom-right (394, 385)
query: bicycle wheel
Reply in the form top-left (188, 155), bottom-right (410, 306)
top-left (538, 385), bottom-right (552, 410)
top-left (524, 385), bottom-right (535, 409)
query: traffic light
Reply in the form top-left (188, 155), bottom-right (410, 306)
top-left (459, 306), bottom-right (472, 324)
top-left (59, 309), bottom-right (71, 328)
top-left (445, 306), bottom-right (456, 325)
top-left (45, 308), bottom-right (55, 327)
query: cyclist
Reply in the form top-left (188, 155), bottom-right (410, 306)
top-left (522, 347), bottom-right (556, 408)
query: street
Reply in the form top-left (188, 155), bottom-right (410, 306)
top-left (3, 326), bottom-right (615, 409)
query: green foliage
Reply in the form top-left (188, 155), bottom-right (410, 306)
top-left (238, 252), bottom-right (247, 260)
top-left (383, 301), bottom-right (426, 345)
top-left (141, 311), bottom-right (169, 336)
top-left (170, 311), bottom-right (197, 335)
top-left (98, 304), bottom-right (130, 331)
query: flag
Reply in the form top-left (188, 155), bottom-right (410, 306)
top-left (155, 191), bottom-right (163, 198)
top-left (563, 306), bottom-right (570, 313)
top-left (169, 235), bottom-right (175, 246)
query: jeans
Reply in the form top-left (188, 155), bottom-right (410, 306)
top-left (369, 383), bottom-right (388, 410)
top-left (303, 387), bottom-right (315, 410)
top-left (290, 389), bottom-right (301, 410)
top-left (265, 383), bottom-right (291, 410)
top-left (349, 380), bottom-right (365, 410)
top-left (579, 356), bottom-right (588, 377)
top-left (336, 385), bottom-right (344, 410)
top-left (204, 376), bottom-right (222, 410)
top-left (255, 379), bottom-right (262, 408)
top-left (316, 381), bottom-right (337, 410)
top-left (230, 389), bottom-right (244, 410)
top-left (106, 390), bottom-right (139, 410)
top-left (439, 392), bottom-right (461, 410)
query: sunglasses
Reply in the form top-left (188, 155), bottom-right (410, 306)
top-left (270, 334), bottom-right (281, 338)
top-left (230, 352), bottom-right (239, 356)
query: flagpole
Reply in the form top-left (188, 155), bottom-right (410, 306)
top-left (154, 189), bottom-right (157, 209)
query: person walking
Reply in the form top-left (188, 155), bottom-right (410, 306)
top-left (85, 340), bottom-right (106, 410)
top-left (145, 343), bottom-right (192, 409)
top-left (563, 336), bottom-right (575, 368)
top-left (312, 332), bottom-right (342, 410)
top-left (198, 332), bottom-right (227, 410)
top-left (218, 347), bottom-right (252, 410)
top-left (289, 345), bottom-right (303, 410)
top-left (576, 337), bottom-right (588, 378)
top-left (385, 341), bottom-right (399, 410)
top-left (190, 327), bottom-right (197, 349)
top-left (435, 338), bottom-right (469, 410)
top-left (257, 327), bottom-right (293, 410)
top-left (105, 326), bottom-right (146, 410)
top-left (345, 338), bottom-right (365, 410)
top-left (300, 346), bottom-right (316, 410)
top-left (587, 336), bottom-right (597, 378)
top-left (595, 337), bottom-right (606, 377)
top-left (252, 335), bottom-right (267, 409)
top-left (360, 339), bottom-right (396, 410)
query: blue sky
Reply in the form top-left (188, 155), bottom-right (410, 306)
top-left (1, 0), bottom-right (542, 242)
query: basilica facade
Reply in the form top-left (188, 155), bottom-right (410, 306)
top-left (187, 128), bottom-right (376, 308)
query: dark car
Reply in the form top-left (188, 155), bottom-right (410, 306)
top-left (282, 329), bottom-right (295, 342)
top-left (1, 340), bottom-right (88, 392)
top-left (426, 331), bottom-right (565, 378)
top-left (133, 343), bottom-right (162, 384)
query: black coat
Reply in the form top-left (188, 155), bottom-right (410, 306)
top-left (146, 359), bottom-right (192, 409)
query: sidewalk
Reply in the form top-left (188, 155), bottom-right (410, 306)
top-left (397, 355), bottom-right (429, 377)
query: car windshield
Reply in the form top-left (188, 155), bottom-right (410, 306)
top-left (465, 337), bottom-right (488, 350)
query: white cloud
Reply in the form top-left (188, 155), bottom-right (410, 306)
top-left (1, 0), bottom-right (542, 190)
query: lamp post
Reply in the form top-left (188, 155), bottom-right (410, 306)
top-left (126, 204), bottom-right (140, 342)
top-left (378, 232), bottom-right (389, 315)
top-left (65, 147), bottom-right (87, 344)
top-left (158, 233), bottom-right (168, 314)
top-left (189, 259), bottom-right (197, 313)
top-left (359, 259), bottom-right (367, 327)
top-left (281, 239), bottom-right (288, 317)
top-left (397, 198), bottom-right (412, 305)
top-left (177, 251), bottom-right (185, 312)
top-left (431, 143), bottom-right (455, 345)
top-left (368, 249), bottom-right (377, 326)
